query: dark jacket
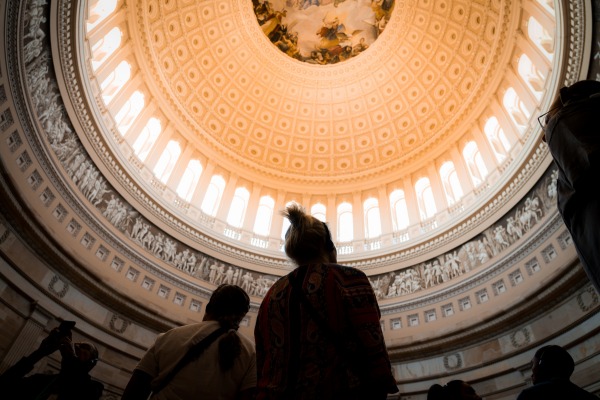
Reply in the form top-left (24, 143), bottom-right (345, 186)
top-left (544, 90), bottom-right (600, 293)
top-left (0, 355), bottom-right (104, 400)
top-left (516, 378), bottom-right (598, 400)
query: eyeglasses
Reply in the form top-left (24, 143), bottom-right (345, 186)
top-left (537, 108), bottom-right (555, 130)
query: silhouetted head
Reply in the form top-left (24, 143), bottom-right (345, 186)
top-left (282, 203), bottom-right (337, 266)
top-left (542, 79), bottom-right (600, 139)
top-left (205, 284), bottom-right (250, 330)
top-left (205, 284), bottom-right (251, 371)
top-left (60, 341), bottom-right (99, 374)
top-left (427, 380), bottom-right (482, 400)
top-left (530, 344), bottom-right (575, 384)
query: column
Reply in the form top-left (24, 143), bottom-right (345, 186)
top-left (489, 98), bottom-right (522, 145)
top-left (449, 144), bottom-right (474, 196)
top-left (0, 304), bottom-right (52, 373)
top-left (106, 72), bottom-right (143, 112)
top-left (352, 191), bottom-right (365, 243)
top-left (165, 142), bottom-right (195, 191)
top-left (505, 68), bottom-right (538, 116)
top-left (122, 102), bottom-right (158, 146)
top-left (327, 194), bottom-right (337, 242)
top-left (377, 185), bottom-right (392, 246)
top-left (143, 124), bottom-right (175, 171)
top-left (469, 126), bottom-right (498, 179)
top-left (426, 163), bottom-right (447, 213)
top-left (403, 175), bottom-right (420, 226)
top-left (86, 11), bottom-right (128, 50)
top-left (190, 161), bottom-right (216, 207)
top-left (242, 183), bottom-right (263, 232)
top-left (215, 173), bottom-right (239, 222)
top-left (92, 45), bottom-right (134, 87)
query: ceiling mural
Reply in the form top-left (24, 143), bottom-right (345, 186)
top-left (253, 0), bottom-right (395, 64)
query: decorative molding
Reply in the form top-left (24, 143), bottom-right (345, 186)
top-left (48, 275), bottom-right (69, 298)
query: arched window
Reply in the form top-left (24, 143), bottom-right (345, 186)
top-left (517, 53), bottom-right (545, 96)
top-left (132, 117), bottom-right (161, 161)
top-left (484, 117), bottom-right (510, 162)
top-left (415, 177), bottom-right (436, 220)
top-left (201, 175), bottom-right (225, 216)
top-left (226, 187), bottom-right (249, 228)
top-left (253, 196), bottom-right (274, 236)
top-left (440, 161), bottom-right (463, 205)
top-left (463, 141), bottom-right (488, 186)
top-left (337, 202), bottom-right (353, 242)
top-left (311, 203), bottom-right (326, 222)
top-left (390, 189), bottom-right (409, 230)
top-left (176, 159), bottom-right (203, 201)
top-left (153, 140), bottom-right (181, 183)
top-left (87, 0), bottom-right (118, 31)
top-left (101, 60), bottom-right (131, 104)
top-left (114, 90), bottom-right (144, 135)
top-left (364, 197), bottom-right (381, 239)
top-left (91, 27), bottom-right (122, 70)
top-left (502, 87), bottom-right (530, 132)
top-left (527, 16), bottom-right (553, 58)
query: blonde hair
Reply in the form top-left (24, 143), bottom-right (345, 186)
top-left (281, 203), bottom-right (335, 265)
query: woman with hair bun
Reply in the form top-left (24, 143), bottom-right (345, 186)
top-left (254, 203), bottom-right (398, 399)
top-left (122, 284), bottom-right (256, 400)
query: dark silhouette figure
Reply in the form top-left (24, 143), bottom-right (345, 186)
top-left (516, 344), bottom-right (597, 399)
top-left (427, 379), bottom-right (482, 400)
top-left (0, 321), bottom-right (103, 400)
top-left (254, 203), bottom-right (398, 399)
top-left (121, 284), bottom-right (256, 400)
top-left (541, 79), bottom-right (600, 293)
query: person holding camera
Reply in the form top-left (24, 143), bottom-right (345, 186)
top-left (0, 321), bottom-right (104, 400)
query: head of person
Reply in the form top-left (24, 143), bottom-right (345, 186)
top-left (205, 284), bottom-right (251, 371)
top-left (541, 79), bottom-right (600, 140)
top-left (281, 203), bottom-right (337, 266)
top-left (427, 380), bottom-right (482, 400)
top-left (205, 284), bottom-right (250, 330)
top-left (530, 344), bottom-right (575, 384)
top-left (60, 341), bottom-right (99, 374)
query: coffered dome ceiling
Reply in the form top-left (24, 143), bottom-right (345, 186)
top-left (130, 0), bottom-right (510, 187)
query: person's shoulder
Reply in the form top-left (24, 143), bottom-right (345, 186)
top-left (520, 380), bottom-right (597, 399)
top-left (157, 321), bottom-right (207, 342)
top-left (266, 274), bottom-right (290, 293)
top-left (326, 264), bottom-right (372, 289)
top-left (166, 321), bottom-right (204, 334)
top-left (572, 384), bottom-right (599, 399)
top-left (516, 385), bottom-right (535, 400)
top-left (328, 263), bottom-right (368, 279)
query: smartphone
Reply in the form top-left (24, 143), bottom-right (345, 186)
top-left (58, 320), bottom-right (76, 333)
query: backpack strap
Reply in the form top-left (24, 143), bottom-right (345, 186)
top-left (151, 327), bottom-right (227, 395)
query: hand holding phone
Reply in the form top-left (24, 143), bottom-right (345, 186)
top-left (39, 321), bottom-right (76, 355)
top-left (58, 320), bottom-right (76, 334)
